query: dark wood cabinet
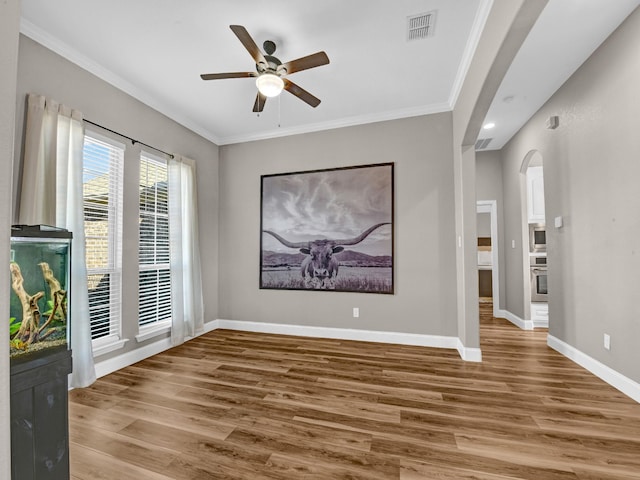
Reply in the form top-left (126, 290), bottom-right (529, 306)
top-left (478, 269), bottom-right (493, 297)
top-left (10, 349), bottom-right (72, 480)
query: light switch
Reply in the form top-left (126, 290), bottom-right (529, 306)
top-left (554, 216), bottom-right (563, 228)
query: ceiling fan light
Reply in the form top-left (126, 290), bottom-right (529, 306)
top-left (256, 73), bottom-right (284, 97)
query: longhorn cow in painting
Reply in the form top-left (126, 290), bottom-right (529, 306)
top-left (262, 222), bottom-right (390, 290)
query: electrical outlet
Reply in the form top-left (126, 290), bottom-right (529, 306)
top-left (604, 333), bottom-right (611, 350)
top-left (353, 307), bottom-right (359, 318)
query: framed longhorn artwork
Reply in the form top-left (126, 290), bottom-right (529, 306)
top-left (260, 162), bottom-right (394, 294)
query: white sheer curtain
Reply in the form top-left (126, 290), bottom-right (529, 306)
top-left (168, 156), bottom-right (204, 346)
top-left (18, 93), bottom-right (96, 388)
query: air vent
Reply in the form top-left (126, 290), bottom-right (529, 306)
top-left (475, 138), bottom-right (493, 150)
top-left (407, 11), bottom-right (436, 41)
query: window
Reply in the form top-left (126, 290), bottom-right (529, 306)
top-left (138, 153), bottom-right (172, 329)
top-left (82, 133), bottom-right (124, 346)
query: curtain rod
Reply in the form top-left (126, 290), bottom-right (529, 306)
top-left (84, 119), bottom-right (175, 159)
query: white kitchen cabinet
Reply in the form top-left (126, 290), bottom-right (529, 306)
top-left (531, 302), bottom-right (549, 328)
top-left (527, 166), bottom-right (545, 223)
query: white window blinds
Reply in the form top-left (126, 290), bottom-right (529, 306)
top-left (139, 154), bottom-right (172, 328)
top-left (82, 133), bottom-right (124, 342)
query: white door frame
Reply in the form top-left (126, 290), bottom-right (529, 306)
top-left (476, 200), bottom-right (500, 317)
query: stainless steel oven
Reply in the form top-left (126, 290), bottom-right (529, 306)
top-left (529, 223), bottom-right (546, 253)
top-left (530, 256), bottom-right (548, 302)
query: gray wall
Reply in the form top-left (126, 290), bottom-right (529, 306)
top-left (1, 0), bottom-right (20, 474)
top-left (476, 151), bottom-right (504, 209)
top-left (501, 6), bottom-right (640, 382)
top-left (219, 114), bottom-right (458, 337)
top-left (501, 142), bottom-right (529, 320)
top-left (477, 213), bottom-right (491, 238)
top-left (476, 150), bottom-right (506, 310)
top-left (13, 35), bottom-right (220, 362)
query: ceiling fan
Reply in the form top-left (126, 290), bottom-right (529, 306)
top-left (200, 25), bottom-right (330, 113)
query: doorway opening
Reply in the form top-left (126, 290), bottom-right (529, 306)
top-left (520, 150), bottom-right (549, 328)
top-left (476, 200), bottom-right (499, 319)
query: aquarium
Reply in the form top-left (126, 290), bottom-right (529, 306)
top-left (10, 225), bottom-right (72, 363)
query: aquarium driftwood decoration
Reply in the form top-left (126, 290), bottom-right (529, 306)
top-left (40, 261), bottom-right (68, 323)
top-left (9, 262), bottom-right (65, 346)
top-left (10, 262), bottom-right (45, 345)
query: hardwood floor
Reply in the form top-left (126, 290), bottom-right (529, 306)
top-left (69, 304), bottom-right (640, 479)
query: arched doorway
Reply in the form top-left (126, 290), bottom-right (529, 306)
top-left (520, 150), bottom-right (549, 328)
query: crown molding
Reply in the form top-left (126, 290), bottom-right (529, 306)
top-left (20, 0), bottom-right (491, 149)
top-left (19, 18), bottom-right (222, 146)
top-left (217, 102), bottom-right (452, 145)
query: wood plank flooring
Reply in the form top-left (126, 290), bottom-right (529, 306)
top-left (69, 303), bottom-right (640, 479)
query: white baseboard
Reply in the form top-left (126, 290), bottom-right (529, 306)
top-left (495, 306), bottom-right (548, 330)
top-left (547, 335), bottom-right (640, 404)
top-left (216, 318), bottom-right (460, 349)
top-left (457, 339), bottom-right (482, 362)
top-left (496, 309), bottom-right (533, 330)
top-left (93, 319), bottom-right (479, 380)
top-left (203, 319), bottom-right (219, 333)
top-left (218, 319), bottom-right (483, 362)
top-left (94, 336), bottom-right (172, 379)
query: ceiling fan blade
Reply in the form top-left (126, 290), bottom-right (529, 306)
top-left (230, 25), bottom-right (267, 67)
top-left (280, 51), bottom-right (330, 75)
top-left (283, 78), bottom-right (321, 108)
top-left (200, 72), bottom-right (257, 80)
top-left (253, 92), bottom-right (267, 112)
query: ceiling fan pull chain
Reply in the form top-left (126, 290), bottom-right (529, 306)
top-left (278, 95), bottom-right (281, 128)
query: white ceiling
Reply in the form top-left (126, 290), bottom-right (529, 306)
top-left (19, 0), bottom-right (640, 148)
top-left (481, 0), bottom-right (640, 150)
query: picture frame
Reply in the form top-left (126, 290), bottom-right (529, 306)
top-left (260, 162), bottom-right (394, 294)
